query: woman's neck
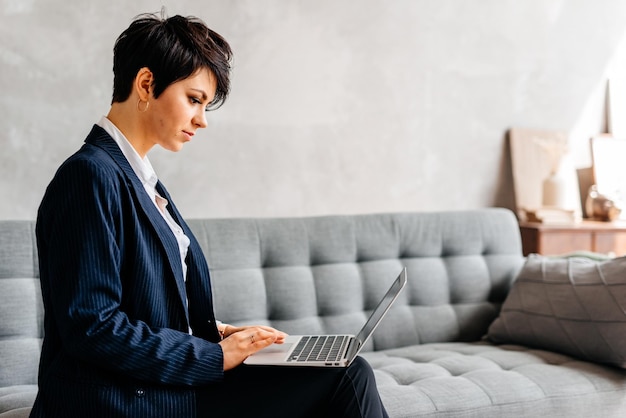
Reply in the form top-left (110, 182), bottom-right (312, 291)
top-left (107, 101), bottom-right (153, 158)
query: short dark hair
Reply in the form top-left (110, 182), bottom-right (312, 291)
top-left (111, 13), bottom-right (232, 110)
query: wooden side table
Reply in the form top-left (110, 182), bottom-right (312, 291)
top-left (519, 220), bottom-right (626, 256)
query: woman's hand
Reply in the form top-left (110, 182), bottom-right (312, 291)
top-left (218, 325), bottom-right (287, 371)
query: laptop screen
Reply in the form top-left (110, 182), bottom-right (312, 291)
top-left (353, 268), bottom-right (407, 351)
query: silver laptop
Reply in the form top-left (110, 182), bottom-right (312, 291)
top-left (244, 267), bottom-right (407, 367)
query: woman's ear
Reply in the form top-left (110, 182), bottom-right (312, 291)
top-left (134, 67), bottom-right (154, 101)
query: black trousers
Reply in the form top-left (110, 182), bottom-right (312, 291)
top-left (196, 356), bottom-right (389, 418)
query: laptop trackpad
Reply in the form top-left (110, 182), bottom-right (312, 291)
top-left (258, 341), bottom-right (294, 353)
top-left (244, 342), bottom-right (294, 365)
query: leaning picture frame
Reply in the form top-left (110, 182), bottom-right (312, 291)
top-left (590, 135), bottom-right (626, 219)
top-left (509, 128), bottom-right (581, 221)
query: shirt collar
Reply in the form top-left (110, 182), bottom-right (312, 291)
top-left (97, 116), bottom-right (158, 189)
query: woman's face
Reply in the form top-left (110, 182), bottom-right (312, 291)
top-left (145, 68), bottom-right (216, 153)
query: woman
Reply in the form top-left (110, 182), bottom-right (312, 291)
top-left (32, 12), bottom-right (388, 418)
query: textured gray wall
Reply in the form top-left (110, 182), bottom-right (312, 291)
top-left (1, 0), bottom-right (626, 219)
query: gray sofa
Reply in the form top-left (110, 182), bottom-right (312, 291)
top-left (2, 208), bottom-right (626, 417)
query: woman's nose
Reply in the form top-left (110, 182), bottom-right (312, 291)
top-left (194, 110), bottom-right (208, 128)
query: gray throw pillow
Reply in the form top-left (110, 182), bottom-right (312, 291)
top-left (488, 254), bottom-right (626, 368)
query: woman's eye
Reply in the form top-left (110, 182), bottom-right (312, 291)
top-left (190, 97), bottom-right (202, 105)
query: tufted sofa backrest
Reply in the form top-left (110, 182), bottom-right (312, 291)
top-left (0, 208), bottom-right (524, 390)
top-left (0, 221), bottom-right (42, 389)
top-left (188, 208), bottom-right (524, 351)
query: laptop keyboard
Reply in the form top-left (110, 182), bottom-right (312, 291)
top-left (288, 335), bottom-right (349, 363)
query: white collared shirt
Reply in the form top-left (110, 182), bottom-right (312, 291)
top-left (97, 116), bottom-right (191, 284)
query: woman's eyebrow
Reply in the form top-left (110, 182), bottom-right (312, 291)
top-left (190, 88), bottom-right (208, 101)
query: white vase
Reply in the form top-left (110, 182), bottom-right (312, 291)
top-left (542, 172), bottom-right (567, 208)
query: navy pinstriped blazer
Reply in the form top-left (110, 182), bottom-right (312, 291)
top-left (31, 125), bottom-right (223, 417)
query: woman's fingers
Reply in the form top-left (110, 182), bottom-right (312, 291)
top-left (225, 325), bottom-right (288, 344)
top-left (218, 327), bottom-right (280, 370)
top-left (256, 326), bottom-right (288, 344)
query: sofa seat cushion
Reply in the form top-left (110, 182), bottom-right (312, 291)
top-left (361, 342), bottom-right (626, 417)
top-left (0, 408), bottom-right (31, 418)
top-left (0, 385), bottom-right (37, 415)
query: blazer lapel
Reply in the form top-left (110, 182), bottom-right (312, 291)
top-left (84, 125), bottom-right (190, 326)
top-left (156, 182), bottom-right (220, 341)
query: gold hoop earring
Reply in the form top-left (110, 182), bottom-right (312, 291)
top-left (137, 99), bottom-right (149, 113)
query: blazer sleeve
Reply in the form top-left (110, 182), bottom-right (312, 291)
top-left (37, 153), bottom-right (224, 385)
